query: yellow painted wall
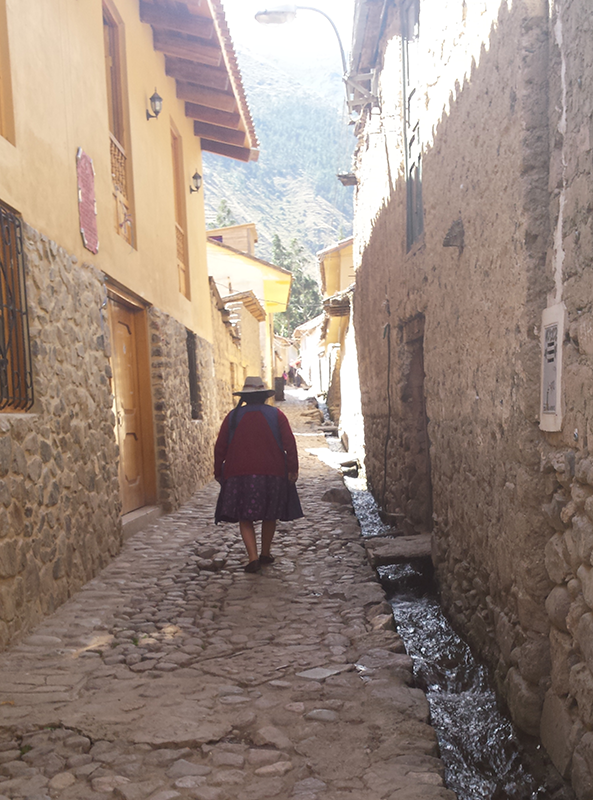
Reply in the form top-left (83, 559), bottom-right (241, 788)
top-left (207, 240), bottom-right (292, 385)
top-left (321, 240), bottom-right (354, 348)
top-left (237, 307), bottom-right (262, 379)
top-left (207, 242), bottom-right (291, 313)
top-left (207, 223), bottom-right (257, 256)
top-left (0, 0), bottom-right (212, 340)
top-left (321, 241), bottom-right (354, 297)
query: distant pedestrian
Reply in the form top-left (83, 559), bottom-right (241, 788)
top-left (214, 376), bottom-right (303, 573)
top-left (288, 366), bottom-right (296, 385)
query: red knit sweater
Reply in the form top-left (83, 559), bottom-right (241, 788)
top-left (214, 405), bottom-right (299, 480)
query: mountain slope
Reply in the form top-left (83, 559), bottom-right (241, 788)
top-left (202, 49), bottom-right (355, 263)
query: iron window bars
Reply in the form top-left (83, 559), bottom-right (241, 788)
top-left (0, 203), bottom-right (34, 410)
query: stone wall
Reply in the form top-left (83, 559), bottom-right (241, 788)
top-left (354, 0), bottom-right (554, 738)
top-left (149, 307), bottom-right (222, 514)
top-left (537, 0), bottom-right (593, 790)
top-left (210, 285), bottom-right (243, 414)
top-left (0, 224), bottom-right (121, 649)
top-left (0, 222), bottom-right (239, 649)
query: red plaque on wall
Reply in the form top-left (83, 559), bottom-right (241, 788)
top-left (76, 147), bottom-right (99, 254)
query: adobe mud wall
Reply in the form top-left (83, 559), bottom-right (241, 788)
top-left (354, 0), bottom-right (554, 739)
top-left (536, 0), bottom-right (593, 792)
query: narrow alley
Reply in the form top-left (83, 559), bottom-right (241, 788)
top-left (0, 393), bottom-right (453, 800)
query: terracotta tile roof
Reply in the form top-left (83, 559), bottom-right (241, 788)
top-left (207, 0), bottom-right (259, 150)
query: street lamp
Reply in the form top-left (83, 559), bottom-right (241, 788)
top-left (255, 5), bottom-right (348, 78)
top-left (255, 5), bottom-right (377, 115)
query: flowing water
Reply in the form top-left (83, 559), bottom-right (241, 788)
top-left (346, 484), bottom-right (574, 800)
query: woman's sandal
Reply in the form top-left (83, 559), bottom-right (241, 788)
top-left (244, 559), bottom-right (261, 573)
top-left (260, 555), bottom-right (275, 565)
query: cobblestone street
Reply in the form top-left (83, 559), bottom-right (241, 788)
top-left (0, 394), bottom-right (454, 800)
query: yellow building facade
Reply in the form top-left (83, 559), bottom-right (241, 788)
top-left (319, 237), bottom-right (355, 371)
top-left (316, 237), bottom-right (364, 458)
top-left (207, 225), bottom-right (292, 389)
top-left (0, 0), bottom-right (257, 648)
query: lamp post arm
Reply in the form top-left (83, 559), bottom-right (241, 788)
top-left (295, 5), bottom-right (348, 75)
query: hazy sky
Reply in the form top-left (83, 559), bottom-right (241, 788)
top-left (220, 1), bottom-right (356, 72)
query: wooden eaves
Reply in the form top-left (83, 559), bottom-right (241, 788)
top-left (221, 290), bottom-right (267, 322)
top-left (140, 0), bottom-right (259, 162)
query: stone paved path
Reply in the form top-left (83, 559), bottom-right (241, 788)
top-left (0, 393), bottom-right (456, 800)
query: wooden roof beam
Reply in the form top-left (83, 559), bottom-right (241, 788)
top-left (182, 0), bottom-right (208, 15)
top-left (153, 30), bottom-right (222, 67)
top-left (139, 2), bottom-right (214, 38)
top-left (193, 120), bottom-right (247, 147)
top-left (165, 57), bottom-right (229, 91)
top-left (176, 81), bottom-right (237, 113)
top-left (200, 139), bottom-right (259, 163)
top-left (185, 102), bottom-right (241, 129)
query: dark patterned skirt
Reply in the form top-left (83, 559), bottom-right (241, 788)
top-left (215, 474), bottom-right (304, 524)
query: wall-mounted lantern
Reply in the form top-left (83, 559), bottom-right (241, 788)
top-left (189, 171), bottom-right (203, 194)
top-left (146, 89), bottom-right (163, 121)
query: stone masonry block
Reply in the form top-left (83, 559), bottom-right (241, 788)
top-left (570, 664), bottom-right (593, 728)
top-left (545, 534), bottom-right (572, 584)
top-left (540, 690), bottom-right (583, 778)
top-left (550, 627), bottom-right (580, 695)
top-left (517, 591), bottom-right (550, 636)
top-left (0, 436), bottom-right (12, 478)
top-left (505, 667), bottom-right (543, 736)
top-left (578, 565), bottom-right (593, 610)
top-left (573, 732), bottom-right (593, 800)
top-left (0, 540), bottom-right (21, 579)
top-left (517, 635), bottom-right (551, 684)
top-left (574, 515), bottom-right (593, 563)
top-left (577, 613), bottom-right (593, 674)
top-left (546, 585), bottom-right (572, 632)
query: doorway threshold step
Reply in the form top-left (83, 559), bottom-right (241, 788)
top-left (121, 505), bottom-right (164, 541)
top-left (364, 533), bottom-right (432, 568)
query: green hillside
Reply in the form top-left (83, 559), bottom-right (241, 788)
top-left (202, 49), bottom-right (355, 264)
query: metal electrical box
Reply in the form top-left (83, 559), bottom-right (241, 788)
top-left (540, 303), bottom-right (565, 432)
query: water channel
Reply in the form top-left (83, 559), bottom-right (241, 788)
top-left (344, 485), bottom-right (574, 800)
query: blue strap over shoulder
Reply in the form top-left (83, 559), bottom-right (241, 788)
top-left (228, 404), bottom-right (283, 453)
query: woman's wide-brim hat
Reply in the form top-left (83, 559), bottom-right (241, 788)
top-left (233, 376), bottom-right (275, 397)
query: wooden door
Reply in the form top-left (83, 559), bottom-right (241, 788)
top-left (109, 297), bottom-right (154, 514)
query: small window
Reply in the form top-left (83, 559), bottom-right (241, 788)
top-left (0, 202), bottom-right (33, 411)
top-left (186, 329), bottom-right (202, 420)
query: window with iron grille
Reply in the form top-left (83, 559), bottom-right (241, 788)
top-left (402, 0), bottom-right (424, 251)
top-left (186, 329), bottom-right (202, 420)
top-left (0, 203), bottom-right (33, 411)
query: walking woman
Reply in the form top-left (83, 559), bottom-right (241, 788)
top-left (214, 376), bottom-right (304, 572)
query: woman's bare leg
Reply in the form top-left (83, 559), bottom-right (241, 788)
top-left (239, 520), bottom-right (258, 563)
top-left (261, 519), bottom-right (277, 558)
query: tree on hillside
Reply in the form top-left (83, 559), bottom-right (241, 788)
top-left (272, 233), bottom-right (322, 337)
top-left (207, 199), bottom-right (237, 229)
